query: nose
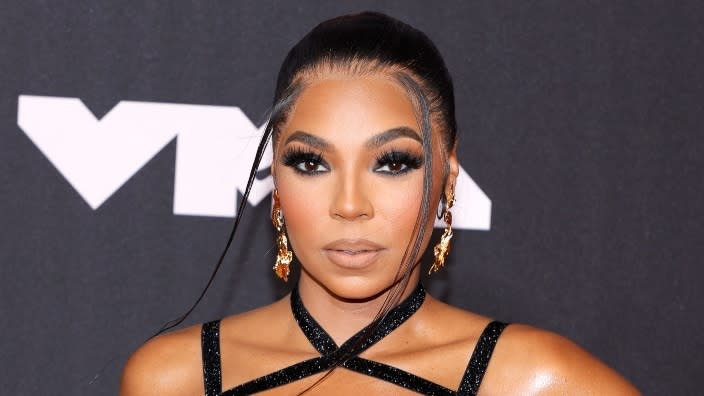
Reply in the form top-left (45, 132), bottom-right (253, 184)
top-left (330, 172), bottom-right (374, 221)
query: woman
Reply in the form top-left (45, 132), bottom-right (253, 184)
top-left (121, 12), bottom-right (639, 395)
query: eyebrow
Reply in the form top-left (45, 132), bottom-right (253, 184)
top-left (364, 126), bottom-right (421, 149)
top-left (284, 126), bottom-right (421, 151)
top-left (284, 131), bottom-right (331, 150)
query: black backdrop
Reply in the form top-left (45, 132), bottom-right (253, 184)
top-left (1, 1), bottom-right (702, 394)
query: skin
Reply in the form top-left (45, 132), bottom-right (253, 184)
top-left (121, 73), bottom-right (641, 395)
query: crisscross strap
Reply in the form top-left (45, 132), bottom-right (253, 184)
top-left (458, 321), bottom-right (509, 395)
top-left (200, 286), bottom-right (509, 395)
top-left (202, 320), bottom-right (222, 396)
top-left (221, 284), bottom-right (428, 395)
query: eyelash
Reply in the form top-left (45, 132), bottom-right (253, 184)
top-left (281, 147), bottom-right (424, 177)
top-left (374, 150), bottom-right (423, 175)
top-left (281, 147), bottom-right (329, 175)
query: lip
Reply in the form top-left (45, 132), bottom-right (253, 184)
top-left (322, 239), bottom-right (386, 269)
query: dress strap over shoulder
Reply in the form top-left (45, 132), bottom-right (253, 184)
top-left (202, 320), bottom-right (222, 396)
top-left (458, 321), bottom-right (509, 395)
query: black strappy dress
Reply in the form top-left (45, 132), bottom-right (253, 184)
top-left (201, 284), bottom-right (508, 395)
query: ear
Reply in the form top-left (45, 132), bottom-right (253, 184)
top-left (444, 145), bottom-right (460, 200)
top-left (270, 148), bottom-right (279, 187)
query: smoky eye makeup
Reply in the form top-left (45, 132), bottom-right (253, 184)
top-left (374, 149), bottom-right (424, 175)
top-left (280, 146), bottom-right (329, 175)
top-left (280, 144), bottom-right (424, 177)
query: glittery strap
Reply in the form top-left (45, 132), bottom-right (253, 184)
top-left (457, 321), bottom-right (508, 395)
top-left (215, 287), bottom-right (508, 395)
top-left (221, 284), bottom-right (428, 395)
top-left (290, 283), bottom-right (427, 356)
top-left (343, 357), bottom-right (456, 395)
top-left (201, 320), bottom-right (222, 396)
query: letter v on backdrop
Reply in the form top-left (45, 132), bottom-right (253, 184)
top-left (17, 95), bottom-right (491, 230)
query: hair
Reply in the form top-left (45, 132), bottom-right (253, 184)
top-left (155, 11), bottom-right (458, 390)
top-left (272, 12), bottom-right (457, 148)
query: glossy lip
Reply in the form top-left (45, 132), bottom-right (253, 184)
top-left (322, 239), bottom-right (386, 269)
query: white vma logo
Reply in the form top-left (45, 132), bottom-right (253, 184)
top-left (17, 95), bottom-right (491, 230)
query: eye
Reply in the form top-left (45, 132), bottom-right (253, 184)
top-left (374, 151), bottom-right (423, 175)
top-left (376, 161), bottom-right (408, 174)
top-left (297, 159), bottom-right (327, 173)
top-left (281, 148), bottom-right (329, 175)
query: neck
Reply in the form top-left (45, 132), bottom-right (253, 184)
top-left (295, 269), bottom-right (421, 344)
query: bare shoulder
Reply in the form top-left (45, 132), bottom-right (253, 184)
top-left (120, 298), bottom-right (292, 396)
top-left (119, 324), bottom-right (203, 396)
top-left (484, 323), bottom-right (641, 395)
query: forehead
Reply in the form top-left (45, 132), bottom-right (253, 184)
top-left (281, 76), bottom-right (419, 139)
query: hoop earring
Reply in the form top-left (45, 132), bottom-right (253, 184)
top-left (272, 190), bottom-right (292, 281)
top-left (429, 187), bottom-right (455, 274)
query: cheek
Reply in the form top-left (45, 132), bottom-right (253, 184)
top-left (373, 177), bottom-right (423, 232)
top-left (276, 176), bottom-right (321, 228)
top-left (275, 172), bottom-right (330, 259)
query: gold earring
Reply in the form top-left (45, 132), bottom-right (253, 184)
top-left (272, 190), bottom-right (292, 281)
top-left (429, 186), bottom-right (455, 274)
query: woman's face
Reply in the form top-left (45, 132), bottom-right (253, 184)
top-left (274, 74), bottom-right (458, 300)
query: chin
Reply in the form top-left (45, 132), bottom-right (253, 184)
top-left (307, 272), bottom-right (401, 303)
